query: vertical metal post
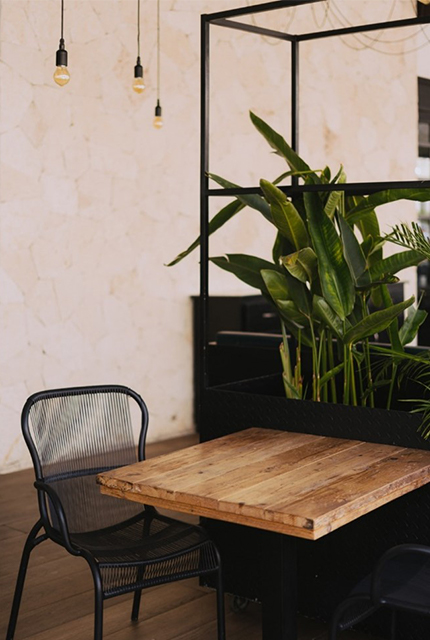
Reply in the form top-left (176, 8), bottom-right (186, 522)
top-left (261, 531), bottom-right (297, 639)
top-left (199, 15), bottom-right (210, 425)
top-left (291, 38), bottom-right (299, 187)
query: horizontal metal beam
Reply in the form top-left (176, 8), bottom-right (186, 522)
top-left (203, 0), bottom-right (319, 23)
top-left (207, 180), bottom-right (430, 197)
top-left (211, 18), bottom-right (295, 41)
top-left (297, 15), bottom-right (430, 42)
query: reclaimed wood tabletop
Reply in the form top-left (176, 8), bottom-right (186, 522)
top-left (97, 428), bottom-right (430, 540)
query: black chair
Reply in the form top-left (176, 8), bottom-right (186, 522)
top-left (6, 385), bottom-right (225, 640)
top-left (330, 544), bottom-right (430, 639)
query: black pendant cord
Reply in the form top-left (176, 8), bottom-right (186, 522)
top-left (156, 0), bottom-right (160, 102)
top-left (137, 0), bottom-right (141, 60)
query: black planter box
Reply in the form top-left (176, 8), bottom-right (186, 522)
top-left (200, 374), bottom-right (430, 640)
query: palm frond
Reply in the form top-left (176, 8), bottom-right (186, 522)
top-left (388, 222), bottom-right (430, 259)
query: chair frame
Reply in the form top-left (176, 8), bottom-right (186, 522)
top-left (330, 543), bottom-right (430, 640)
top-left (6, 385), bottom-right (226, 640)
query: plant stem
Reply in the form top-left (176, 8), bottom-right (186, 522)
top-left (360, 294), bottom-right (374, 408)
top-left (387, 363), bottom-right (397, 410)
top-left (343, 341), bottom-right (350, 405)
top-left (309, 320), bottom-right (320, 401)
top-left (349, 346), bottom-right (357, 406)
top-left (321, 330), bottom-right (328, 402)
top-left (327, 331), bottom-right (337, 403)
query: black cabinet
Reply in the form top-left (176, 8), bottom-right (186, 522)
top-left (192, 296), bottom-right (282, 428)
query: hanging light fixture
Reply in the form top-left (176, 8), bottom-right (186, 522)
top-left (153, 0), bottom-right (163, 129)
top-left (133, 0), bottom-right (145, 94)
top-left (53, 0), bottom-right (70, 86)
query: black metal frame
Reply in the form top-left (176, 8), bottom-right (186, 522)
top-left (329, 543), bottom-right (430, 639)
top-left (6, 385), bottom-right (226, 640)
top-left (198, 0), bottom-right (430, 412)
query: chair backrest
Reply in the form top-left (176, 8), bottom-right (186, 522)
top-left (22, 385), bottom-right (149, 534)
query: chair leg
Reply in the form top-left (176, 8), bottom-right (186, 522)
top-left (88, 562), bottom-right (104, 640)
top-left (6, 520), bottom-right (45, 640)
top-left (215, 567), bottom-right (226, 640)
top-left (131, 588), bottom-right (142, 622)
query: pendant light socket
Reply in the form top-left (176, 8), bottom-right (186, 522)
top-left (56, 38), bottom-right (68, 67)
top-left (133, 56), bottom-right (145, 93)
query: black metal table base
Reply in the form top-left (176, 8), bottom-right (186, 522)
top-left (262, 531), bottom-right (298, 640)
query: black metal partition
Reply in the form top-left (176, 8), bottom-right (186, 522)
top-left (198, 0), bottom-right (430, 416)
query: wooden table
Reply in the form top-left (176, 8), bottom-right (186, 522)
top-left (97, 428), bottom-right (430, 638)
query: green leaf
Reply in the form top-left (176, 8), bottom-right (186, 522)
top-left (369, 250), bottom-right (425, 280)
top-left (347, 189), bottom-right (430, 222)
top-left (319, 362), bottom-right (345, 387)
top-left (399, 306), bottom-right (428, 347)
top-left (355, 274), bottom-right (399, 291)
top-left (261, 268), bottom-right (311, 317)
top-left (338, 214), bottom-right (370, 286)
top-left (312, 295), bottom-right (345, 339)
top-left (304, 191), bottom-right (355, 320)
top-left (277, 300), bottom-right (309, 329)
top-left (260, 269), bottom-right (291, 301)
top-left (344, 296), bottom-right (415, 345)
top-left (281, 248), bottom-right (318, 284)
top-left (260, 179), bottom-right (310, 250)
top-left (324, 167), bottom-right (346, 219)
top-left (167, 199), bottom-right (244, 266)
top-left (209, 173), bottom-right (272, 222)
top-left (249, 111), bottom-right (318, 179)
top-left (209, 254), bottom-right (280, 292)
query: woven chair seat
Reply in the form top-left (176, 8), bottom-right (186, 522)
top-left (70, 511), bottom-right (219, 596)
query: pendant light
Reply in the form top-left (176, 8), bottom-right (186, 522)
top-left (53, 0), bottom-right (70, 86)
top-left (153, 0), bottom-right (163, 129)
top-left (133, 0), bottom-right (145, 94)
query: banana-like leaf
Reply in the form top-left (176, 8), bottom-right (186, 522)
top-left (210, 254), bottom-right (280, 292)
top-left (347, 189), bottom-right (430, 223)
top-left (312, 295), bottom-right (346, 339)
top-left (249, 111), bottom-right (319, 179)
top-left (338, 214), bottom-right (370, 286)
top-left (369, 249), bottom-right (424, 280)
top-left (260, 268), bottom-right (292, 301)
top-left (167, 199), bottom-right (244, 266)
top-left (277, 300), bottom-right (309, 329)
top-left (281, 248), bottom-right (318, 284)
top-left (260, 180), bottom-right (310, 250)
top-left (399, 306), bottom-right (428, 347)
top-left (262, 268), bottom-right (311, 317)
top-left (304, 191), bottom-right (355, 320)
top-left (324, 167), bottom-right (346, 219)
top-left (355, 274), bottom-right (399, 291)
top-left (344, 296), bottom-right (415, 345)
top-left (209, 173), bottom-right (272, 222)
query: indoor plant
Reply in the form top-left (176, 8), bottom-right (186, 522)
top-left (170, 111), bottom-right (430, 426)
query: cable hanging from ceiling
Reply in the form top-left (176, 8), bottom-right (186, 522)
top-left (133, 0), bottom-right (146, 93)
top-left (153, 0), bottom-right (163, 129)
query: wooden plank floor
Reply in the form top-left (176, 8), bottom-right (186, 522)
top-left (0, 435), bottom-right (381, 640)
